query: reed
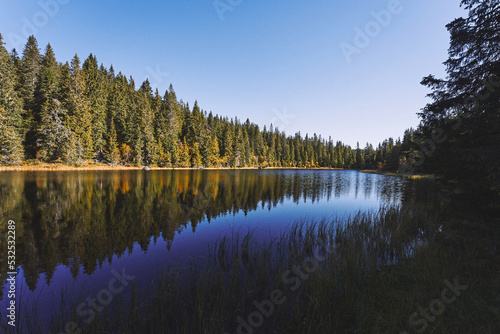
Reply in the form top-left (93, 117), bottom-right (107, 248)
top-left (1, 205), bottom-right (496, 333)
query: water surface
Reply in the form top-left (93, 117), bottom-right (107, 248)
top-left (0, 170), bottom-right (432, 321)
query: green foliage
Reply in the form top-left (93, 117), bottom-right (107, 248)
top-left (106, 118), bottom-right (120, 165)
top-left (0, 33), bottom-right (25, 164)
top-left (178, 138), bottom-right (191, 167)
top-left (207, 137), bottom-right (220, 167)
top-left (419, 0), bottom-right (500, 194)
top-left (0, 108), bottom-right (24, 165)
top-left (19, 35), bottom-right (41, 113)
top-left (3, 34), bottom-right (421, 171)
top-left (83, 54), bottom-right (108, 156)
top-left (190, 142), bottom-right (202, 167)
top-left (36, 99), bottom-right (70, 161)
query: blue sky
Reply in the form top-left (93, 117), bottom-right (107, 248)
top-left (0, 0), bottom-right (467, 147)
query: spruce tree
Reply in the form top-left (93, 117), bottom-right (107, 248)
top-left (420, 0), bottom-right (500, 193)
top-left (178, 138), bottom-right (190, 167)
top-left (222, 122), bottom-right (234, 167)
top-left (19, 36), bottom-right (41, 113)
top-left (106, 118), bottom-right (120, 165)
top-left (35, 44), bottom-right (67, 161)
top-left (138, 80), bottom-right (157, 165)
top-left (19, 36), bottom-right (42, 158)
top-left (83, 54), bottom-right (108, 157)
top-left (0, 33), bottom-right (24, 164)
top-left (207, 137), bottom-right (220, 167)
top-left (135, 137), bottom-right (143, 166)
top-left (64, 55), bottom-right (94, 161)
top-left (36, 44), bottom-right (58, 109)
top-left (0, 108), bottom-right (24, 165)
top-left (0, 35), bottom-right (23, 132)
top-left (190, 142), bottom-right (202, 167)
top-left (37, 95), bottom-right (72, 161)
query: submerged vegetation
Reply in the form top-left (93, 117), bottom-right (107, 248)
top-left (1, 204), bottom-right (497, 333)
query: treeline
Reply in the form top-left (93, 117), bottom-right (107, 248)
top-left (0, 33), bottom-right (410, 170)
top-left (2, 0), bottom-right (498, 193)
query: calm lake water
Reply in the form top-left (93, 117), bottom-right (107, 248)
top-left (0, 170), bottom-right (434, 324)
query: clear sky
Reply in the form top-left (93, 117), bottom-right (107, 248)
top-left (0, 0), bottom-right (467, 147)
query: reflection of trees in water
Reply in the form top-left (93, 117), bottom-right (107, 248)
top-left (0, 170), bottom-right (424, 292)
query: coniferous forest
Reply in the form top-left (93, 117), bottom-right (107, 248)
top-left (1, 33), bottom-right (417, 172)
top-left (0, 1), bottom-right (499, 333)
top-left (0, 0), bottom-right (498, 195)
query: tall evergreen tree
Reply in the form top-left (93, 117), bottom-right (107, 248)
top-left (0, 33), bottom-right (24, 164)
top-left (19, 36), bottom-right (42, 158)
top-left (19, 35), bottom-right (41, 114)
top-left (37, 98), bottom-right (70, 161)
top-left (35, 44), bottom-right (65, 161)
top-left (106, 118), bottom-right (120, 165)
top-left (420, 0), bottom-right (500, 193)
top-left (83, 54), bottom-right (108, 157)
top-left (207, 137), bottom-right (220, 167)
top-left (0, 34), bottom-right (23, 134)
top-left (64, 55), bottom-right (94, 161)
top-left (178, 138), bottom-right (190, 167)
top-left (0, 108), bottom-right (24, 165)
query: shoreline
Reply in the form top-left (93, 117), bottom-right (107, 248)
top-left (360, 169), bottom-right (436, 179)
top-left (0, 163), bottom-right (346, 172)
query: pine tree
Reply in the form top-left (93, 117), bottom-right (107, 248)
top-left (234, 125), bottom-right (245, 167)
top-left (222, 122), bottom-right (234, 167)
top-left (106, 118), bottom-right (120, 165)
top-left (19, 36), bottom-right (41, 158)
top-left (19, 36), bottom-right (41, 113)
top-left (135, 137), bottom-right (143, 166)
top-left (83, 54), bottom-right (108, 158)
top-left (420, 0), bottom-right (500, 193)
top-left (63, 55), bottom-right (94, 161)
top-left (267, 136), bottom-right (276, 167)
top-left (35, 44), bottom-right (66, 161)
top-left (0, 33), bottom-right (24, 164)
top-left (9, 49), bottom-right (22, 90)
top-left (0, 35), bottom-right (24, 133)
top-left (207, 137), bottom-right (220, 167)
top-left (35, 44), bottom-right (58, 111)
top-left (62, 131), bottom-right (82, 165)
top-left (178, 138), bottom-right (190, 167)
top-left (37, 98), bottom-right (70, 161)
top-left (190, 142), bottom-right (202, 167)
top-left (242, 128), bottom-right (251, 166)
top-left (138, 81), bottom-right (157, 165)
top-left (0, 108), bottom-right (24, 165)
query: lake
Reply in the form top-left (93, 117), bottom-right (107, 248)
top-left (0, 169), bottom-right (435, 328)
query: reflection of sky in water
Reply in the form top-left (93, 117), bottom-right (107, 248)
top-left (0, 170), bottom-right (409, 326)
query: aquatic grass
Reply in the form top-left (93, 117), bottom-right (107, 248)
top-left (1, 204), bottom-right (497, 333)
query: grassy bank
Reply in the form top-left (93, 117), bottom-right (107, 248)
top-left (361, 170), bottom-right (437, 179)
top-left (2, 204), bottom-right (497, 333)
top-left (0, 162), bottom-right (345, 172)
